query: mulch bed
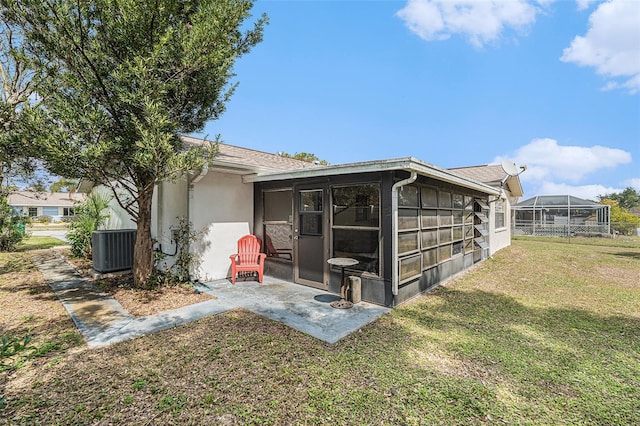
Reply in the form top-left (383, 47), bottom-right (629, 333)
top-left (59, 249), bottom-right (214, 317)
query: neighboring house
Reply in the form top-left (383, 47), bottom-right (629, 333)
top-left (86, 136), bottom-right (524, 307)
top-left (7, 191), bottom-right (86, 222)
top-left (511, 195), bottom-right (611, 237)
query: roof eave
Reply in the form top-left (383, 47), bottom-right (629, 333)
top-left (505, 175), bottom-right (524, 197)
top-left (243, 157), bottom-right (500, 195)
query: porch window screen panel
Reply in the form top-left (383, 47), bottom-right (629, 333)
top-left (331, 184), bottom-right (381, 275)
top-left (264, 190), bottom-right (293, 261)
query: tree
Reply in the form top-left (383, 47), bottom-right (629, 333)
top-left (0, 20), bottom-right (42, 196)
top-left (279, 152), bottom-right (329, 165)
top-left (599, 198), bottom-right (640, 235)
top-left (599, 187), bottom-right (640, 210)
top-left (2, 0), bottom-right (267, 286)
top-left (50, 178), bottom-right (78, 193)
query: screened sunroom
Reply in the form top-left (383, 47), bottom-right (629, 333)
top-left (512, 195), bottom-right (610, 237)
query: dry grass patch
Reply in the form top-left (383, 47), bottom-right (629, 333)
top-left (1, 239), bottom-right (639, 424)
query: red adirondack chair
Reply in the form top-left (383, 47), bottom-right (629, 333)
top-left (229, 235), bottom-right (266, 284)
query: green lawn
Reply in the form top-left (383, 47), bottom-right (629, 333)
top-left (16, 236), bottom-right (69, 251)
top-left (1, 238), bottom-right (638, 424)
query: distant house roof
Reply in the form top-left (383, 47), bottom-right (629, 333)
top-left (448, 164), bottom-right (524, 197)
top-left (181, 135), bottom-right (318, 174)
top-left (7, 191), bottom-right (86, 207)
top-left (513, 195), bottom-right (603, 209)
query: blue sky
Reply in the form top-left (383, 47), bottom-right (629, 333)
top-left (194, 0), bottom-right (640, 201)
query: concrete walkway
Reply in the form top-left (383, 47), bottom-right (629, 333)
top-left (34, 250), bottom-right (390, 348)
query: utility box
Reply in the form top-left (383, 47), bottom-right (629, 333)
top-left (346, 276), bottom-right (362, 304)
top-left (92, 230), bottom-right (136, 273)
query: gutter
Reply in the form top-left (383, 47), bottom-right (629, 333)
top-left (391, 171), bottom-right (418, 297)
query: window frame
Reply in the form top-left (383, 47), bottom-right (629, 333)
top-left (331, 183), bottom-right (382, 277)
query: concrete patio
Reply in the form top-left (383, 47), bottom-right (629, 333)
top-left (35, 250), bottom-right (391, 348)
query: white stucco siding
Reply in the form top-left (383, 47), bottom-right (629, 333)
top-left (488, 193), bottom-right (513, 255)
top-left (190, 171), bottom-right (254, 281)
top-left (153, 179), bottom-right (188, 254)
top-left (93, 186), bottom-right (137, 230)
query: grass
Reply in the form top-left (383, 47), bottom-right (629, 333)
top-left (15, 236), bottom-right (68, 251)
top-left (1, 238), bottom-right (638, 424)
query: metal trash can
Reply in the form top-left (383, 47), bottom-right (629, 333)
top-left (346, 276), bottom-right (361, 304)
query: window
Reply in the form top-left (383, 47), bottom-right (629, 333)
top-left (495, 199), bottom-right (506, 229)
top-left (63, 207), bottom-right (75, 216)
top-left (398, 232), bottom-right (419, 254)
top-left (398, 185), bottom-right (419, 207)
top-left (332, 184), bottom-right (380, 275)
top-left (399, 209), bottom-right (419, 230)
top-left (421, 187), bottom-right (438, 208)
top-left (399, 254), bottom-right (421, 282)
top-left (300, 190), bottom-right (322, 236)
top-left (439, 191), bottom-right (452, 208)
top-left (264, 190), bottom-right (293, 261)
top-left (28, 207), bottom-right (37, 217)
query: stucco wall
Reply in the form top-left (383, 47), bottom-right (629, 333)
top-left (153, 180), bottom-right (189, 270)
top-left (93, 186), bottom-right (137, 231)
top-left (488, 193), bottom-right (513, 255)
top-left (190, 171), bottom-right (254, 281)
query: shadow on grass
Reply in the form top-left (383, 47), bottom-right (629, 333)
top-left (395, 287), bottom-right (640, 424)
top-left (611, 251), bottom-right (640, 260)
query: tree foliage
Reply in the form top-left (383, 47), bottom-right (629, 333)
top-left (599, 198), bottom-right (640, 235)
top-left (599, 187), bottom-right (640, 210)
top-left (279, 152), bottom-right (329, 165)
top-left (49, 178), bottom-right (78, 193)
top-left (2, 0), bottom-right (267, 286)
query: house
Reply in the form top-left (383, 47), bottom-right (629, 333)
top-left (91, 136), bottom-right (524, 307)
top-left (7, 191), bottom-right (86, 222)
top-left (511, 195), bottom-right (611, 236)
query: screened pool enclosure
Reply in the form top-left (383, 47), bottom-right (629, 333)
top-left (512, 195), bottom-right (610, 237)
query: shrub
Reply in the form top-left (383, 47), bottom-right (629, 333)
top-left (36, 215), bottom-right (52, 223)
top-left (0, 198), bottom-right (28, 252)
top-left (67, 192), bottom-right (111, 258)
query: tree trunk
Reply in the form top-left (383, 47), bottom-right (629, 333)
top-left (133, 187), bottom-right (154, 288)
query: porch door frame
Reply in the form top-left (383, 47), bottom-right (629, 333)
top-left (293, 183), bottom-right (329, 290)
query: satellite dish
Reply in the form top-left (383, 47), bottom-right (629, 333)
top-left (501, 160), bottom-right (519, 177)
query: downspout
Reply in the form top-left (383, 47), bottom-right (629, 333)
top-left (187, 164), bottom-right (209, 279)
top-left (391, 171), bottom-right (418, 297)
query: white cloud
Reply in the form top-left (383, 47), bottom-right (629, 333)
top-left (396, 0), bottom-right (540, 48)
top-left (494, 138), bottom-right (633, 199)
top-left (576, 0), bottom-right (599, 11)
top-left (624, 178), bottom-right (640, 191)
top-left (494, 138), bottom-right (632, 183)
top-left (534, 181), bottom-right (622, 200)
top-left (561, 0), bottom-right (640, 94)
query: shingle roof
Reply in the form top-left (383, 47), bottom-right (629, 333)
top-left (8, 191), bottom-right (86, 207)
top-left (181, 135), bottom-right (318, 173)
top-left (448, 164), bottom-right (506, 185)
top-left (448, 164), bottom-right (524, 197)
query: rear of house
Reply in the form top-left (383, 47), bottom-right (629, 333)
top-left (90, 136), bottom-right (523, 307)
